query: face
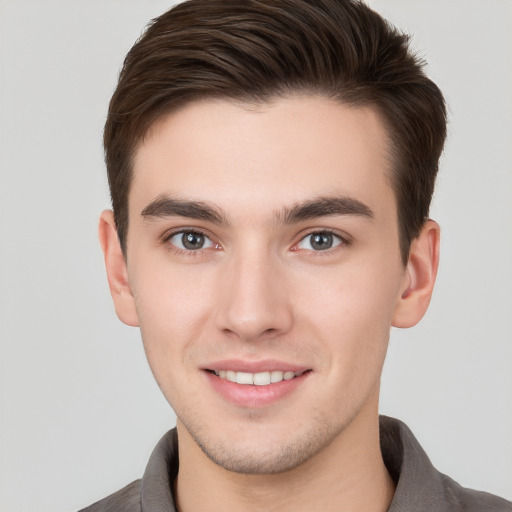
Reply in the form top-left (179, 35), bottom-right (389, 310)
top-left (108, 96), bottom-right (418, 474)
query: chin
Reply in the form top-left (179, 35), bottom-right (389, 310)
top-left (181, 411), bottom-right (348, 475)
top-left (196, 434), bottom-right (326, 474)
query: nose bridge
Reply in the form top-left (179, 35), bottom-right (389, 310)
top-left (217, 240), bottom-right (293, 340)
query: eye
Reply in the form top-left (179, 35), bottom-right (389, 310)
top-left (296, 231), bottom-right (344, 251)
top-left (168, 231), bottom-right (215, 251)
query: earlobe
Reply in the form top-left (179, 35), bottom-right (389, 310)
top-left (98, 210), bottom-right (139, 327)
top-left (392, 220), bottom-right (440, 328)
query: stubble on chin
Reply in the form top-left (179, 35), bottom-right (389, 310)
top-left (178, 406), bottom-right (356, 475)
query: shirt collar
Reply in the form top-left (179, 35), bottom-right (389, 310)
top-left (380, 415), bottom-right (451, 512)
top-left (141, 428), bottom-right (179, 512)
top-left (140, 416), bottom-right (450, 511)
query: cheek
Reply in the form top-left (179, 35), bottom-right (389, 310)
top-left (129, 265), bottom-right (219, 372)
top-left (291, 256), bottom-right (403, 362)
top-left (295, 257), bottom-right (402, 323)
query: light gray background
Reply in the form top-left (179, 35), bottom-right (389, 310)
top-left (0, 1), bottom-right (511, 510)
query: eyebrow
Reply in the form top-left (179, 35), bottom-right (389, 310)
top-left (277, 196), bottom-right (374, 224)
top-left (141, 196), bottom-right (229, 225)
top-left (140, 194), bottom-right (374, 225)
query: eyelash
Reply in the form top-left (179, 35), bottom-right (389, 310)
top-left (162, 228), bottom-right (350, 256)
top-left (292, 229), bottom-right (350, 255)
top-left (163, 229), bottom-right (220, 256)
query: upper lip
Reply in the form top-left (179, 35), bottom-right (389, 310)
top-left (202, 359), bottom-right (310, 373)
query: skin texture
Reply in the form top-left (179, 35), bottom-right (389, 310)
top-left (100, 96), bottom-right (439, 512)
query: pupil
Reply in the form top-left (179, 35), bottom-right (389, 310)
top-left (311, 233), bottom-right (332, 250)
top-left (183, 232), bottom-right (204, 250)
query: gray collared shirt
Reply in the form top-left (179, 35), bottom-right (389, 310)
top-left (79, 416), bottom-right (512, 511)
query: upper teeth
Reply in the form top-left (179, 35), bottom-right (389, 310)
top-left (214, 370), bottom-right (302, 385)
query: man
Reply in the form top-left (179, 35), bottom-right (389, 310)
top-left (83, 0), bottom-right (511, 510)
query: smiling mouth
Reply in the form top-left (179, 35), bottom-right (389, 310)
top-left (206, 369), bottom-right (309, 386)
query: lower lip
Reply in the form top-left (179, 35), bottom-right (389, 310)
top-left (204, 371), bottom-right (310, 408)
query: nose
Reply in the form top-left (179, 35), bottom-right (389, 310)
top-left (215, 247), bottom-right (294, 342)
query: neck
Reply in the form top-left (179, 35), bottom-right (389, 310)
top-left (174, 402), bottom-right (395, 512)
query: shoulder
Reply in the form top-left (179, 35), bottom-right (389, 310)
top-left (441, 474), bottom-right (512, 512)
top-left (380, 416), bottom-right (512, 512)
top-left (77, 428), bottom-right (179, 512)
top-left (78, 480), bottom-right (142, 512)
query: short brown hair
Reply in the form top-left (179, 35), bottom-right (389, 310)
top-left (104, 0), bottom-right (447, 263)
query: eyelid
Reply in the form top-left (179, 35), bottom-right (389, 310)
top-left (162, 227), bottom-right (222, 254)
top-left (292, 228), bottom-right (351, 252)
top-left (170, 231), bottom-right (214, 250)
top-left (159, 226), bottom-right (351, 254)
top-left (162, 225), bottom-right (214, 242)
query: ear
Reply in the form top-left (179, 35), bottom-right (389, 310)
top-left (392, 219), bottom-right (440, 328)
top-left (98, 210), bottom-right (139, 327)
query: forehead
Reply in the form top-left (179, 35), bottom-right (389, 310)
top-left (130, 96), bottom-right (394, 221)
